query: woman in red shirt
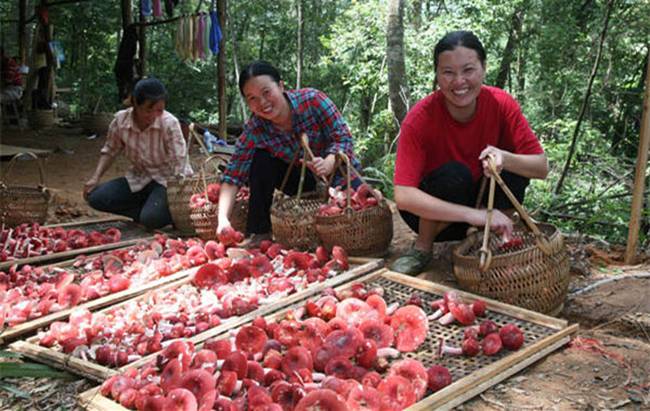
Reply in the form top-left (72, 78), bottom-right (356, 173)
top-left (390, 31), bottom-right (548, 275)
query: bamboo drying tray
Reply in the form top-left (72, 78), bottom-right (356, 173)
top-left (11, 257), bottom-right (383, 382)
top-left (0, 259), bottom-right (198, 345)
top-left (77, 267), bottom-right (577, 411)
top-left (0, 216), bottom-right (158, 271)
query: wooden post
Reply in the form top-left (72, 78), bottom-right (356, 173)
top-left (217, 0), bottom-right (227, 139)
top-left (625, 52), bottom-right (650, 264)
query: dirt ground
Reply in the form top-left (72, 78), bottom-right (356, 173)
top-left (1, 123), bottom-right (649, 410)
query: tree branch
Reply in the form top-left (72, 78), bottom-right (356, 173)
top-left (554, 0), bottom-right (615, 195)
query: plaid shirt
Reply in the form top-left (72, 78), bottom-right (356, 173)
top-left (101, 108), bottom-right (193, 191)
top-left (222, 88), bottom-right (359, 187)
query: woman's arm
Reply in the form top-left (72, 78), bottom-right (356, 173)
top-left (216, 182), bottom-right (238, 234)
top-left (84, 153), bottom-right (116, 199)
top-left (479, 146), bottom-right (548, 179)
top-left (163, 118), bottom-right (191, 176)
top-left (394, 185), bottom-right (513, 235)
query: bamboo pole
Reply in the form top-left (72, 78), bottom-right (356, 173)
top-left (625, 52), bottom-right (650, 264)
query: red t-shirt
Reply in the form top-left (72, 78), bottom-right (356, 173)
top-left (394, 86), bottom-right (544, 186)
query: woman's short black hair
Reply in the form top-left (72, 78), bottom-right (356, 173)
top-left (132, 77), bottom-right (168, 106)
top-left (238, 60), bottom-right (282, 95)
top-left (434, 31), bottom-right (486, 70)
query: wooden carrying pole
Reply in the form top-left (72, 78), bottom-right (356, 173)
top-left (625, 52), bottom-right (650, 264)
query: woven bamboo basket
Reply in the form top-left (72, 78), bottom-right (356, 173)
top-left (452, 158), bottom-right (569, 315)
top-left (315, 152), bottom-right (393, 256)
top-left (168, 126), bottom-right (223, 235)
top-left (0, 153), bottom-right (51, 226)
top-left (188, 153), bottom-right (248, 241)
top-left (80, 112), bottom-right (114, 134)
top-left (270, 147), bottom-right (325, 251)
top-left (27, 109), bottom-right (55, 128)
top-left (190, 197), bottom-right (248, 241)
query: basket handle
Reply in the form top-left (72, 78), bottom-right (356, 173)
top-left (2, 152), bottom-right (48, 191)
top-left (299, 133), bottom-right (328, 184)
top-left (478, 175), bottom-right (496, 272)
top-left (199, 154), bottom-right (230, 197)
top-left (277, 148), bottom-right (311, 202)
top-left (335, 152), bottom-right (383, 213)
top-left (485, 156), bottom-right (552, 255)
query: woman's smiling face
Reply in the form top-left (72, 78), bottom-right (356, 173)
top-left (242, 75), bottom-right (289, 124)
top-left (436, 46), bottom-right (486, 121)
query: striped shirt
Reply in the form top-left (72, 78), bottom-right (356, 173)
top-left (222, 88), bottom-right (359, 187)
top-left (101, 108), bottom-right (193, 191)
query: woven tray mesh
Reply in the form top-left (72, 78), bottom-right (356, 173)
top-left (364, 276), bottom-right (556, 380)
top-left (64, 220), bottom-right (154, 242)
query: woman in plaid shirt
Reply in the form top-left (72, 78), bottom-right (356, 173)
top-left (84, 78), bottom-right (192, 230)
top-left (217, 61), bottom-right (360, 245)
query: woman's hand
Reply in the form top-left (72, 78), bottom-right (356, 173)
top-left (216, 218), bottom-right (232, 237)
top-left (83, 177), bottom-right (99, 200)
top-left (308, 154), bottom-right (336, 178)
top-left (479, 145), bottom-right (506, 177)
top-left (467, 208), bottom-right (513, 238)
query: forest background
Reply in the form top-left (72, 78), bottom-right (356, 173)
top-left (1, 0), bottom-right (649, 246)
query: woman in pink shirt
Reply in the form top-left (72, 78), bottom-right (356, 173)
top-left (84, 78), bottom-right (192, 230)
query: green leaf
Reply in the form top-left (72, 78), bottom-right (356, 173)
top-left (0, 381), bottom-right (31, 399)
top-left (0, 362), bottom-right (74, 379)
top-left (0, 350), bottom-right (22, 359)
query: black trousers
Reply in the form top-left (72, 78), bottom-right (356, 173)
top-left (399, 161), bottom-right (530, 241)
top-left (247, 149), bottom-right (317, 235)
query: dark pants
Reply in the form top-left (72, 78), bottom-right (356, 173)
top-left (87, 177), bottom-right (172, 230)
top-left (247, 149), bottom-right (317, 235)
top-left (399, 161), bottom-right (529, 241)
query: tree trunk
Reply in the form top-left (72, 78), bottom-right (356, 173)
top-left (494, 6), bottom-right (524, 89)
top-left (412, 0), bottom-right (422, 30)
top-left (121, 0), bottom-right (132, 32)
top-left (296, 0), bottom-right (303, 88)
top-left (516, 44), bottom-right (527, 104)
top-left (360, 93), bottom-right (371, 133)
top-left (554, 0), bottom-right (615, 195)
top-left (231, 35), bottom-right (247, 120)
top-left (18, 0), bottom-right (27, 64)
top-left (217, 0), bottom-right (228, 138)
top-left (386, 0), bottom-right (408, 126)
top-left (138, 0), bottom-right (147, 77)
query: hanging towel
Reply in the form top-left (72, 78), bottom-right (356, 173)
top-left (175, 16), bottom-right (184, 59)
top-left (193, 14), bottom-right (200, 61)
top-left (185, 15), bottom-right (193, 61)
top-left (141, 0), bottom-right (152, 17)
top-left (209, 10), bottom-right (222, 55)
top-left (153, 0), bottom-right (162, 18)
top-left (203, 14), bottom-right (212, 59)
top-left (197, 14), bottom-right (205, 60)
top-left (165, 0), bottom-right (174, 17)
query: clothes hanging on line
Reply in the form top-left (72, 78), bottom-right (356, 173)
top-left (174, 13), bottom-right (222, 62)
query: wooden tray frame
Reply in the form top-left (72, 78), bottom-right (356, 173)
top-left (0, 217), bottom-right (156, 271)
top-left (0, 262), bottom-right (198, 345)
top-left (11, 258), bottom-right (383, 382)
top-left (77, 268), bottom-right (578, 411)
